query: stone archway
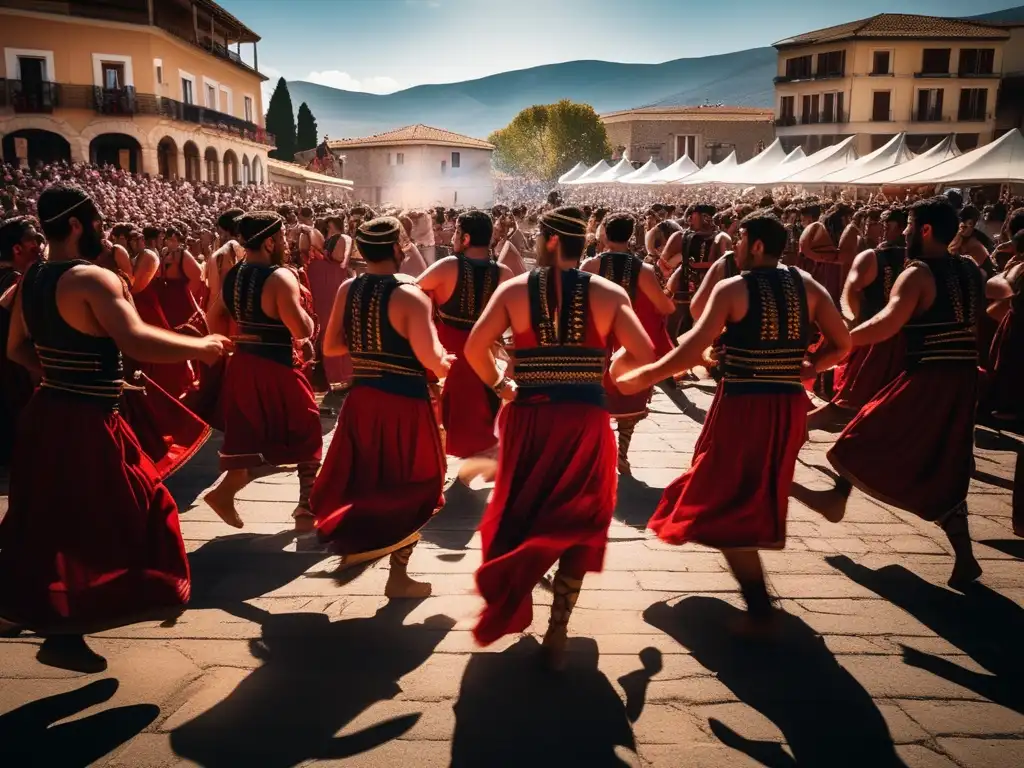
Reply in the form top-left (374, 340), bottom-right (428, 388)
top-left (251, 155), bottom-right (264, 185)
top-left (241, 154), bottom-right (251, 185)
top-left (2, 128), bottom-right (72, 166)
top-left (204, 146), bottom-right (220, 184)
top-left (157, 136), bottom-right (179, 178)
top-left (89, 133), bottom-right (141, 173)
top-left (183, 140), bottom-right (201, 182)
top-left (223, 149), bottom-right (239, 185)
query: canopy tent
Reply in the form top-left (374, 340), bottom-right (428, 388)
top-left (711, 140), bottom-right (789, 185)
top-left (780, 146), bottom-right (806, 165)
top-left (650, 154), bottom-right (700, 183)
top-left (781, 140), bottom-right (859, 184)
top-left (884, 129), bottom-right (1024, 185)
top-left (618, 158), bottom-right (663, 184)
top-left (557, 161), bottom-right (590, 184)
top-left (849, 135), bottom-right (960, 185)
top-left (566, 159), bottom-right (613, 184)
top-left (586, 156), bottom-right (636, 183)
top-left (676, 151), bottom-right (738, 185)
top-left (817, 133), bottom-right (915, 184)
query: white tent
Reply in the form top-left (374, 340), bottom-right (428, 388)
top-left (618, 158), bottom-right (663, 184)
top-left (677, 151), bottom-right (738, 185)
top-left (586, 156), bottom-right (636, 183)
top-left (651, 154), bottom-right (700, 183)
top-left (566, 159), bottom-right (612, 184)
top-left (885, 129), bottom-right (1024, 185)
top-left (557, 161), bottom-right (589, 184)
top-left (712, 140), bottom-right (789, 185)
top-left (780, 146), bottom-right (806, 165)
top-left (850, 135), bottom-right (960, 185)
top-left (817, 133), bottom-right (915, 184)
top-left (772, 137), bottom-right (859, 185)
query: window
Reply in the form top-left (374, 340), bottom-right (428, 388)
top-left (816, 50), bottom-right (845, 77)
top-left (822, 92), bottom-right (844, 123)
top-left (220, 86), bottom-right (233, 116)
top-left (959, 48), bottom-right (995, 76)
top-left (17, 56), bottom-right (45, 83)
top-left (181, 77), bottom-right (194, 104)
top-left (958, 88), bottom-right (988, 121)
top-left (785, 55), bottom-right (813, 80)
top-left (872, 51), bottom-right (891, 75)
top-left (801, 94), bottom-right (820, 124)
top-left (451, 151), bottom-right (460, 169)
top-left (102, 62), bottom-right (124, 90)
top-left (441, 160), bottom-right (447, 174)
top-left (871, 91), bottom-right (892, 122)
top-left (779, 95), bottom-right (795, 124)
top-left (206, 84), bottom-right (216, 109)
top-left (675, 134), bottom-right (696, 160)
top-left (244, 96), bottom-right (253, 122)
top-left (916, 88), bottom-right (944, 121)
top-left (397, 152), bottom-right (404, 165)
top-left (921, 48), bottom-right (951, 75)
top-left (154, 58), bottom-right (163, 85)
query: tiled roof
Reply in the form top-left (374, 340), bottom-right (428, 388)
top-left (326, 124), bottom-right (494, 150)
top-left (775, 13), bottom-right (1009, 47)
top-left (602, 105), bottom-right (774, 121)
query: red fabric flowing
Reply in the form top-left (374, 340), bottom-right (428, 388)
top-left (828, 365), bottom-right (978, 521)
top-left (120, 374), bottom-right (211, 481)
top-left (604, 292), bottom-right (670, 419)
top-left (438, 323), bottom-right (499, 457)
top-left (312, 386), bottom-right (445, 555)
top-left (154, 274), bottom-right (204, 333)
top-left (132, 283), bottom-right (195, 399)
top-left (984, 302), bottom-right (1023, 420)
top-left (218, 351), bottom-right (322, 470)
top-left (474, 401), bottom-right (617, 646)
top-left (811, 260), bottom-right (845, 305)
top-left (0, 390), bottom-right (190, 632)
top-left (648, 387), bottom-right (807, 550)
top-left (634, 291), bottom-right (674, 358)
top-left (831, 334), bottom-right (906, 412)
top-left (307, 257), bottom-right (353, 386)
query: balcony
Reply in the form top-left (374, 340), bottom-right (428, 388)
top-left (3, 80), bottom-right (60, 113)
top-left (158, 98), bottom-right (274, 146)
top-left (956, 71), bottom-right (1000, 79)
top-left (774, 72), bottom-right (844, 85)
top-left (774, 115), bottom-right (797, 127)
top-left (913, 108), bottom-right (948, 123)
top-left (914, 71), bottom-right (952, 78)
top-left (956, 111), bottom-right (993, 123)
top-left (799, 110), bottom-right (848, 125)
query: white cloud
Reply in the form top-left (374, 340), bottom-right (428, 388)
top-left (305, 70), bottom-right (401, 94)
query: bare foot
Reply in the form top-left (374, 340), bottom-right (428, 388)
top-left (292, 508), bottom-right (315, 533)
top-left (948, 557), bottom-right (983, 590)
top-left (37, 636), bottom-right (107, 673)
top-left (541, 626), bottom-right (569, 671)
top-left (204, 485), bottom-right (243, 529)
top-left (384, 571), bottom-right (432, 599)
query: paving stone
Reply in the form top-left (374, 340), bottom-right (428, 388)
top-left (937, 738), bottom-right (1024, 768)
top-left (631, 704), bottom-right (712, 745)
top-left (836, 656), bottom-right (990, 700)
top-left (895, 745), bottom-right (962, 768)
top-left (898, 700), bottom-right (1024, 737)
top-left (690, 702), bottom-right (785, 742)
top-left (640, 743), bottom-right (769, 767)
top-left (335, 699), bottom-right (456, 742)
top-left (160, 667), bottom-right (249, 731)
top-left (885, 536), bottom-right (948, 555)
top-left (105, 733), bottom-right (201, 767)
top-left (877, 703), bottom-right (931, 744)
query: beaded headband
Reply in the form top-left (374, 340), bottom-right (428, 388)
top-left (356, 216), bottom-right (402, 245)
top-left (42, 195), bottom-right (92, 224)
top-left (540, 210), bottom-right (587, 239)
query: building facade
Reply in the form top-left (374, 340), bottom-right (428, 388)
top-left (601, 106), bottom-right (775, 167)
top-left (773, 13), bottom-right (1009, 156)
top-left (0, 0), bottom-right (271, 184)
top-left (299, 124), bottom-right (494, 208)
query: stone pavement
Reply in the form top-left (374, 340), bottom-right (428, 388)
top-left (1, 383), bottom-right (1023, 767)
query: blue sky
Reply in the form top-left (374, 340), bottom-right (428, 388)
top-left (218, 0), bottom-right (1021, 99)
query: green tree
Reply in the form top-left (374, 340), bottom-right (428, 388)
top-left (295, 102), bottom-right (318, 153)
top-left (488, 100), bottom-right (612, 180)
top-left (265, 77), bottom-right (297, 161)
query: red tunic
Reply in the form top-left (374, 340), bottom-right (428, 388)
top-left (474, 267), bottom-right (616, 645)
top-left (598, 252), bottom-right (654, 420)
top-left (983, 288), bottom-right (1023, 421)
top-left (131, 280), bottom-right (196, 400)
top-left (649, 266), bottom-right (811, 550)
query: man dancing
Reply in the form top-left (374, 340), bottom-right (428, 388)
top-left (618, 211), bottom-right (849, 630)
top-left (311, 217), bottom-right (453, 598)
top-left (0, 184), bottom-right (230, 671)
top-left (205, 212), bottom-right (323, 532)
top-left (465, 207), bottom-right (656, 668)
top-left (417, 210), bottom-right (513, 460)
top-left (797, 197), bottom-right (985, 589)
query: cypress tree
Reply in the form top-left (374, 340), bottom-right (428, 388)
top-left (265, 77), bottom-right (297, 161)
top-left (296, 102), bottom-right (319, 153)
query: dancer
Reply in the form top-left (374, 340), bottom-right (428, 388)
top-left (807, 208), bottom-right (908, 431)
top-left (311, 216), bottom-right (453, 598)
top-left (204, 208), bottom-right (245, 335)
top-left (799, 197), bottom-right (984, 589)
top-left (582, 211), bottom-right (674, 472)
top-left (0, 184), bottom-right (230, 671)
top-left (981, 230), bottom-right (1023, 423)
top-left (617, 211), bottom-right (850, 630)
top-left (417, 210), bottom-right (513, 459)
top-left (308, 215), bottom-right (354, 389)
top-left (205, 212), bottom-right (323, 532)
top-left (465, 206), bottom-right (656, 668)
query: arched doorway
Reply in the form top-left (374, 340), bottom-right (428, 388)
top-left (241, 155), bottom-right (251, 185)
top-left (89, 133), bottom-right (141, 173)
top-left (183, 141), bottom-right (201, 182)
top-left (157, 136), bottom-right (178, 178)
top-left (204, 147), bottom-right (219, 184)
top-left (252, 155), bottom-right (263, 185)
top-left (223, 149), bottom-right (239, 185)
top-left (2, 129), bottom-right (72, 166)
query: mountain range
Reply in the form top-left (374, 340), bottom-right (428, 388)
top-left (286, 6), bottom-right (1024, 141)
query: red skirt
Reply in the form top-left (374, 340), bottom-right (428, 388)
top-left (474, 401), bottom-right (616, 646)
top-left (439, 324), bottom-right (499, 457)
top-left (132, 288), bottom-right (196, 399)
top-left (811, 261), bottom-right (844, 305)
top-left (828, 365), bottom-right (977, 521)
top-left (0, 390), bottom-right (190, 632)
top-left (219, 352), bottom-right (323, 470)
top-left (635, 292), bottom-right (674, 359)
top-left (984, 306), bottom-right (1023, 419)
top-left (312, 386), bottom-right (445, 555)
top-left (603, 368), bottom-right (649, 420)
top-left (648, 386), bottom-right (807, 550)
top-left (831, 334), bottom-right (906, 412)
top-left (120, 374), bottom-right (211, 481)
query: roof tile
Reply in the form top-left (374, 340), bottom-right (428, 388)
top-left (775, 13), bottom-right (1009, 47)
top-left (327, 124), bottom-right (494, 150)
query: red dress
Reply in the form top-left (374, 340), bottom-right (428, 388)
top-left (312, 274), bottom-right (445, 556)
top-left (598, 252), bottom-right (655, 419)
top-left (828, 257), bottom-right (982, 521)
top-left (474, 267), bottom-right (616, 645)
top-left (0, 261), bottom-right (189, 632)
top-left (131, 280), bottom-right (196, 400)
top-left (984, 287), bottom-right (1023, 421)
top-left (307, 235), bottom-right (353, 387)
top-left (437, 255), bottom-right (501, 457)
top-left (649, 266), bottom-right (810, 550)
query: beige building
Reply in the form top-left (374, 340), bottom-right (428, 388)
top-left (0, 0), bottom-right (271, 184)
top-left (296, 124), bottom-right (494, 208)
top-left (601, 105), bottom-right (775, 167)
top-left (773, 13), bottom-right (1009, 156)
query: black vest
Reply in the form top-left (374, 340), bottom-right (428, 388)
top-left (904, 257), bottom-right (982, 369)
top-left (345, 274), bottom-right (428, 399)
top-left (513, 267), bottom-right (606, 407)
top-left (860, 242), bottom-right (907, 322)
top-left (223, 261), bottom-right (295, 367)
top-left (719, 266), bottom-right (810, 394)
top-left (436, 254), bottom-right (499, 331)
top-left (598, 251), bottom-right (643, 302)
top-left (22, 260), bottom-right (124, 409)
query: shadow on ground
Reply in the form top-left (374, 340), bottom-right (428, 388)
top-left (828, 555), bottom-right (1024, 714)
top-left (420, 480), bottom-right (490, 553)
top-left (615, 475), bottom-right (663, 531)
top-left (658, 382), bottom-right (709, 425)
top-left (0, 678), bottom-right (158, 767)
top-left (450, 635), bottom-right (637, 767)
top-left (170, 600), bottom-right (454, 767)
top-left (644, 596), bottom-right (905, 768)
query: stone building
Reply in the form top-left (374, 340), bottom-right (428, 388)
top-left (601, 105), bottom-right (775, 167)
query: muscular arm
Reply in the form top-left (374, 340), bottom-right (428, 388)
top-left (688, 258), bottom-right (726, 321)
top-left (182, 250), bottom-right (203, 285)
top-left (399, 243), bottom-right (428, 277)
top-left (465, 281), bottom-right (513, 388)
top-left (414, 256), bottom-right (456, 302)
top-left (270, 269), bottom-right (315, 340)
top-left (841, 249), bottom-right (878, 322)
top-left (638, 264), bottom-right (675, 316)
top-left (112, 244), bottom-right (134, 281)
top-left (396, 285), bottom-right (449, 378)
top-left (579, 255), bottom-right (601, 275)
top-left (132, 250), bottom-right (160, 294)
top-left (497, 240), bottom-right (527, 277)
top-left (6, 287), bottom-right (42, 378)
top-left (848, 266), bottom-right (925, 347)
top-left (806, 276), bottom-right (852, 372)
top-left (800, 223), bottom-right (840, 263)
